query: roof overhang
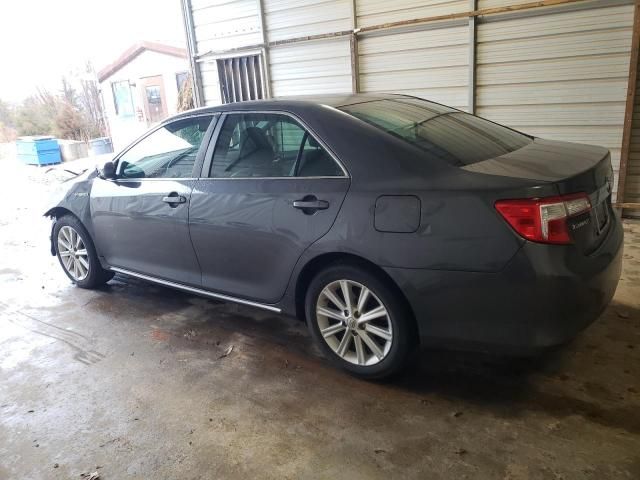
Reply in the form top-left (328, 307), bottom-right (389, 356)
top-left (98, 41), bottom-right (187, 83)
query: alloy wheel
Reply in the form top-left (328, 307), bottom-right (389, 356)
top-left (316, 279), bottom-right (393, 366)
top-left (57, 225), bottom-right (90, 281)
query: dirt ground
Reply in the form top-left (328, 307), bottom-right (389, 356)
top-left (0, 157), bottom-right (639, 479)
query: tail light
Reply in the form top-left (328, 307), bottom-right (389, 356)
top-left (495, 193), bottom-right (591, 244)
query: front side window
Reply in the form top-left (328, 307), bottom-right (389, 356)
top-left (119, 115), bottom-right (213, 179)
top-left (211, 113), bottom-right (343, 178)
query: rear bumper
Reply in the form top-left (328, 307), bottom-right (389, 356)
top-left (384, 214), bottom-right (624, 352)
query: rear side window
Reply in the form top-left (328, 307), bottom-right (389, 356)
top-left (210, 113), bottom-right (343, 178)
top-left (339, 98), bottom-right (532, 166)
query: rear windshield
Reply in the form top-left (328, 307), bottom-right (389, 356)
top-left (339, 97), bottom-right (532, 166)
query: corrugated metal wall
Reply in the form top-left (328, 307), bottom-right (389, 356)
top-left (358, 25), bottom-right (470, 110)
top-left (356, 0), bottom-right (468, 27)
top-left (268, 39), bottom-right (353, 96)
top-left (264, 0), bottom-right (351, 41)
top-left (476, 3), bottom-right (635, 198)
top-left (264, 0), bottom-right (353, 95)
top-left (185, 0), bottom-right (637, 200)
top-left (341, 1), bottom-right (472, 109)
top-left (190, 0), bottom-right (263, 107)
top-left (191, 0), bottom-right (261, 52)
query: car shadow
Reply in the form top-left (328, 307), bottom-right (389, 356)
top-left (90, 276), bottom-right (640, 434)
top-left (389, 304), bottom-right (640, 434)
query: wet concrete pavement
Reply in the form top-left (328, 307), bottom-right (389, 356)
top-left (0, 159), bottom-right (639, 479)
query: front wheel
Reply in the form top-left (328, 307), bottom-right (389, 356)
top-left (306, 263), bottom-right (416, 379)
top-left (53, 215), bottom-right (113, 289)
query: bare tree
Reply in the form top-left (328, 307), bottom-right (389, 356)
top-left (177, 73), bottom-right (195, 112)
top-left (78, 62), bottom-right (107, 138)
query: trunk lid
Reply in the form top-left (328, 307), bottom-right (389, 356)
top-left (463, 138), bottom-right (615, 253)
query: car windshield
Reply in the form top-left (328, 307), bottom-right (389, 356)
top-left (339, 97), bottom-right (532, 166)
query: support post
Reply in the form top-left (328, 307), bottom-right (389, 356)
top-left (618, 0), bottom-right (640, 207)
top-left (256, 0), bottom-right (273, 98)
top-left (180, 0), bottom-right (204, 107)
top-left (350, 0), bottom-right (359, 93)
top-left (468, 0), bottom-right (477, 114)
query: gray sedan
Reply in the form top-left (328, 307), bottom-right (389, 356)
top-left (46, 94), bottom-right (623, 378)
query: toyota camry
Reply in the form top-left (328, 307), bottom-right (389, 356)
top-left (45, 94), bottom-right (623, 378)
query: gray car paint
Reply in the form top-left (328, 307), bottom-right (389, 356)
top-left (186, 110), bottom-right (351, 303)
top-left (374, 196), bottom-right (421, 233)
top-left (90, 178), bottom-right (201, 285)
top-left (45, 94), bottom-right (623, 351)
top-left (189, 177), bottom-right (350, 303)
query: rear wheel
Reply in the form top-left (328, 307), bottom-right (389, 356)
top-left (54, 216), bottom-right (113, 289)
top-left (306, 263), bottom-right (415, 379)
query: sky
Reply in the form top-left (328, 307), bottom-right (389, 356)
top-left (0, 0), bottom-right (186, 103)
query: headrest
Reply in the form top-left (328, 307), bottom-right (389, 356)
top-left (243, 127), bottom-right (272, 150)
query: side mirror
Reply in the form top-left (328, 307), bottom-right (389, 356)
top-left (101, 161), bottom-right (116, 179)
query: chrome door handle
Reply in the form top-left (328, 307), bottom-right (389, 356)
top-left (293, 200), bottom-right (329, 209)
top-left (162, 193), bottom-right (186, 205)
top-left (292, 197), bottom-right (329, 214)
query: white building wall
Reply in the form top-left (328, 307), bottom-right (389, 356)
top-left (199, 61), bottom-right (223, 106)
top-left (100, 50), bottom-right (188, 151)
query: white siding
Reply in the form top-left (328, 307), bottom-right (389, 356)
top-left (191, 0), bottom-right (261, 106)
top-left (199, 61), bottom-right (223, 106)
top-left (100, 50), bottom-right (188, 149)
top-left (187, 0), bottom-right (637, 199)
top-left (263, 0), bottom-right (353, 97)
top-left (357, 0), bottom-right (469, 28)
top-left (478, 0), bottom-right (534, 8)
top-left (191, 0), bottom-right (262, 53)
top-left (476, 4), bottom-right (634, 199)
top-left (269, 38), bottom-right (353, 96)
top-left (358, 25), bottom-right (469, 110)
top-left (263, 0), bottom-right (351, 42)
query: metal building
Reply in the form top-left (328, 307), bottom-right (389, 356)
top-left (180, 0), bottom-right (640, 206)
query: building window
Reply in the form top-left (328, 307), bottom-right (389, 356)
top-left (145, 86), bottom-right (162, 106)
top-left (111, 80), bottom-right (134, 117)
top-left (216, 55), bottom-right (265, 103)
top-left (176, 71), bottom-right (189, 92)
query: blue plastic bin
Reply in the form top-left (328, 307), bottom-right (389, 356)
top-left (16, 136), bottom-right (61, 166)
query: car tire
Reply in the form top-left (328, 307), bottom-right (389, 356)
top-left (53, 215), bottom-right (114, 289)
top-left (306, 263), bottom-right (416, 379)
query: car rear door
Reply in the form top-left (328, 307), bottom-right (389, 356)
top-left (90, 114), bottom-right (216, 285)
top-left (189, 111), bottom-right (349, 303)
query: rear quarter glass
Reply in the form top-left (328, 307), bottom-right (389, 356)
top-left (339, 97), bottom-right (532, 166)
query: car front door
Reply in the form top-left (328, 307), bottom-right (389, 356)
top-left (189, 112), bottom-right (350, 304)
top-left (90, 114), bottom-right (216, 285)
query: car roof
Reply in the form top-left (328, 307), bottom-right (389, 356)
top-left (171, 93), bottom-right (415, 118)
